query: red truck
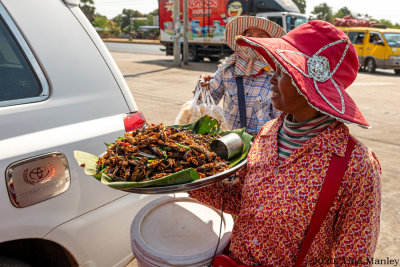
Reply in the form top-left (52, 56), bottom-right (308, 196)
top-left (159, 0), bottom-right (307, 62)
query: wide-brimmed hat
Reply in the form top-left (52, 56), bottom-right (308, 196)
top-left (235, 20), bottom-right (369, 128)
top-left (225, 16), bottom-right (286, 51)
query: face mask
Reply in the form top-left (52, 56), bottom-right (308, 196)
top-left (236, 43), bottom-right (263, 60)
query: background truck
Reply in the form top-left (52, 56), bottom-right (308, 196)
top-left (159, 0), bottom-right (307, 62)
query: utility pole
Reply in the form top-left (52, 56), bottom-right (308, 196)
top-left (173, 0), bottom-right (181, 67)
top-left (183, 0), bottom-right (189, 65)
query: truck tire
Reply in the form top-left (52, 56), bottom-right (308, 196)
top-left (365, 58), bottom-right (376, 73)
top-left (188, 46), bottom-right (202, 62)
top-left (207, 56), bottom-right (220, 63)
top-left (0, 256), bottom-right (31, 267)
top-left (394, 69), bottom-right (400, 75)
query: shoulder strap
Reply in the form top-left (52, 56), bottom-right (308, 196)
top-left (235, 77), bottom-right (247, 129)
top-left (294, 135), bottom-right (357, 267)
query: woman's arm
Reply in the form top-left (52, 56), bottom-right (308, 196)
top-left (332, 145), bottom-right (382, 265)
top-left (189, 165), bottom-right (247, 216)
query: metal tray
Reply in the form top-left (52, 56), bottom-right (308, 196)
top-left (122, 159), bottom-right (247, 194)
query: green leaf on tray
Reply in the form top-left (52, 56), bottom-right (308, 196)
top-left (74, 115), bottom-right (253, 189)
top-left (191, 115), bottom-right (221, 134)
top-left (100, 168), bottom-right (200, 189)
top-left (74, 150), bottom-right (100, 179)
top-left (171, 115), bottom-right (220, 135)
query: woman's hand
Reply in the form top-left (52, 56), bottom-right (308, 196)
top-left (200, 74), bottom-right (213, 88)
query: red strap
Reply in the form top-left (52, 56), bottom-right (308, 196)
top-left (211, 136), bottom-right (357, 267)
top-left (294, 135), bottom-right (356, 267)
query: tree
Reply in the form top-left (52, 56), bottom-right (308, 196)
top-left (80, 0), bottom-right (96, 22)
top-left (309, 3), bottom-right (333, 23)
top-left (121, 9), bottom-right (144, 32)
top-left (378, 19), bottom-right (395, 28)
top-left (92, 14), bottom-right (109, 30)
top-left (92, 14), bottom-right (111, 37)
top-left (333, 6), bottom-right (351, 19)
top-left (292, 0), bottom-right (306, 14)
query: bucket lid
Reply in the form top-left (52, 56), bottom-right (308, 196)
top-left (131, 196), bottom-right (233, 264)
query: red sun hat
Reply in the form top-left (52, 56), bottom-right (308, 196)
top-left (235, 20), bottom-right (369, 128)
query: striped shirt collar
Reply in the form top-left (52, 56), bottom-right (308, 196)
top-left (259, 113), bottom-right (350, 157)
top-left (277, 114), bottom-right (335, 163)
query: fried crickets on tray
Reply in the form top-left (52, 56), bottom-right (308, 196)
top-left (96, 123), bottom-right (230, 182)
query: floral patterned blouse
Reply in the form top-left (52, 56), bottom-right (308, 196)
top-left (190, 114), bottom-right (382, 266)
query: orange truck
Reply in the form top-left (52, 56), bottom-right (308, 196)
top-left (159, 0), bottom-right (307, 62)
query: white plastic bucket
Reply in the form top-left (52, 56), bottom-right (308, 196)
top-left (130, 196), bottom-right (233, 267)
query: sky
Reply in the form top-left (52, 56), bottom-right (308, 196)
top-left (94, 0), bottom-right (400, 24)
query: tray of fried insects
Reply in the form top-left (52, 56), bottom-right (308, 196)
top-left (74, 116), bottom-right (252, 194)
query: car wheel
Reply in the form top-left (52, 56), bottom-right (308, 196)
top-left (394, 69), bottom-right (400, 75)
top-left (365, 58), bottom-right (376, 73)
top-left (0, 256), bottom-right (31, 267)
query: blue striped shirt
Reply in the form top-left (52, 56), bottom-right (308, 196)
top-left (209, 65), bottom-right (280, 135)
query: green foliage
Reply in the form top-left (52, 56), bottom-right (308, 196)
top-left (88, 5), bottom-right (160, 38)
top-left (121, 9), bottom-right (145, 33)
top-left (309, 3), bottom-right (333, 23)
top-left (333, 6), bottom-right (351, 19)
top-left (79, 0), bottom-right (95, 22)
top-left (109, 20), bottom-right (122, 37)
top-left (292, 0), bottom-right (306, 14)
top-left (92, 15), bottom-right (109, 29)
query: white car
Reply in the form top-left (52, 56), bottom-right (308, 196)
top-left (0, 0), bottom-right (165, 266)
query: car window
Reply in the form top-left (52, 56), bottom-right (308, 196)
top-left (384, 32), bottom-right (400, 47)
top-left (347, 31), bottom-right (365, 45)
top-left (0, 7), bottom-right (48, 106)
top-left (267, 16), bottom-right (283, 29)
top-left (369, 32), bottom-right (383, 44)
top-left (0, 17), bottom-right (42, 102)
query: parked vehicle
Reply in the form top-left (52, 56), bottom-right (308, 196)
top-left (0, 0), bottom-right (166, 266)
top-left (338, 26), bottom-right (400, 74)
top-left (159, 0), bottom-right (307, 62)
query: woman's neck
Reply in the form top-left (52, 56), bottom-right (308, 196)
top-left (291, 110), bottom-right (322, 123)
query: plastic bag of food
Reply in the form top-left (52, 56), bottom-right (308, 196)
top-left (174, 83), bottom-right (202, 125)
top-left (203, 90), bottom-right (230, 131)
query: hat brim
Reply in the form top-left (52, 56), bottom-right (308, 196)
top-left (236, 36), bottom-right (370, 128)
top-left (225, 16), bottom-right (285, 50)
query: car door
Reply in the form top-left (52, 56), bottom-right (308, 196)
top-left (347, 30), bottom-right (367, 64)
top-left (364, 31), bottom-right (387, 68)
top-left (0, 0), bottom-right (147, 240)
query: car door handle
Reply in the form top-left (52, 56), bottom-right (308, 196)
top-left (366, 48), bottom-right (370, 50)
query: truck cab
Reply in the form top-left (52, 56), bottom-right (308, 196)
top-left (255, 11), bottom-right (307, 32)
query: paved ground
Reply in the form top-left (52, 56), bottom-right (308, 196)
top-left (114, 51), bottom-right (400, 265)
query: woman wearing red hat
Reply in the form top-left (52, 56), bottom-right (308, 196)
top-left (191, 20), bottom-right (381, 266)
top-left (199, 16), bottom-right (286, 135)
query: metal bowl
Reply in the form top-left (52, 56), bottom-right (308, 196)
top-left (122, 159), bottom-right (247, 194)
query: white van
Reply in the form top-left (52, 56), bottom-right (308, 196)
top-left (0, 0), bottom-right (165, 266)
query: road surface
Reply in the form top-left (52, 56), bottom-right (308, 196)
top-left (105, 42), bottom-right (164, 55)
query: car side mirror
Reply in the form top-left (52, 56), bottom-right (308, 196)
top-left (377, 40), bottom-right (384, 45)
